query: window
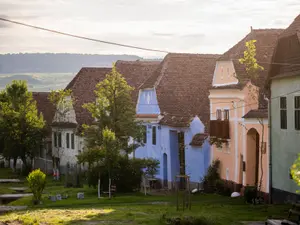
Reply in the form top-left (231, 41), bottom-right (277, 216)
top-left (54, 132), bottom-right (57, 147)
top-left (226, 168), bottom-right (229, 180)
top-left (280, 97), bottom-right (287, 129)
top-left (58, 132), bottom-right (62, 148)
top-left (152, 126), bottom-right (156, 145)
top-left (224, 109), bottom-right (229, 120)
top-left (66, 133), bottom-right (70, 148)
top-left (71, 133), bottom-right (75, 149)
top-left (295, 96), bottom-right (300, 130)
top-left (216, 109), bottom-right (222, 120)
top-left (141, 126), bottom-right (147, 143)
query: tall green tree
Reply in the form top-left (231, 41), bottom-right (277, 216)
top-left (0, 80), bottom-right (45, 170)
top-left (82, 64), bottom-right (143, 154)
top-left (78, 64), bottom-right (144, 197)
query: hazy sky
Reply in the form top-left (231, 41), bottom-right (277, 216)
top-left (0, 0), bottom-right (299, 58)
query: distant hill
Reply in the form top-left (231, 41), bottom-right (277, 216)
top-left (0, 53), bottom-right (142, 73)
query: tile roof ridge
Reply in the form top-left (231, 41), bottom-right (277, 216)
top-left (138, 57), bottom-right (166, 89)
top-left (65, 67), bottom-right (111, 90)
top-left (154, 54), bottom-right (171, 88)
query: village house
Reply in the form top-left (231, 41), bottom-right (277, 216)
top-left (50, 54), bottom-right (218, 189)
top-left (50, 61), bottom-right (160, 173)
top-left (132, 53), bottom-right (219, 189)
top-left (209, 28), bottom-right (282, 198)
top-left (268, 14), bottom-right (300, 203)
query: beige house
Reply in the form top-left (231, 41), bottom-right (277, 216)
top-left (209, 28), bottom-right (282, 198)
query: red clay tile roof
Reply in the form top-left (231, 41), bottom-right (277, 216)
top-left (66, 67), bottom-right (112, 129)
top-left (141, 53), bottom-right (220, 129)
top-left (242, 109), bottom-right (268, 119)
top-left (218, 29), bottom-right (283, 108)
top-left (190, 133), bottom-right (209, 147)
top-left (32, 92), bottom-right (55, 135)
top-left (268, 14), bottom-right (300, 81)
top-left (66, 61), bottom-right (161, 130)
top-left (115, 60), bottom-right (161, 103)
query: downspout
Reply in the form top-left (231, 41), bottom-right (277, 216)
top-left (268, 96), bottom-right (273, 204)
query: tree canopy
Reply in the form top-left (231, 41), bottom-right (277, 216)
top-left (0, 80), bottom-right (45, 169)
top-left (81, 64), bottom-right (143, 156)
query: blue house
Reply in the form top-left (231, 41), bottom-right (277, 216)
top-left (131, 53), bottom-right (220, 189)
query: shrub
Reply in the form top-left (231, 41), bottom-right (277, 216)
top-left (87, 157), bottom-right (159, 193)
top-left (202, 159), bottom-right (221, 193)
top-left (27, 169), bottom-right (46, 204)
top-left (244, 186), bottom-right (257, 203)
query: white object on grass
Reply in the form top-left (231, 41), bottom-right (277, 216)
top-left (231, 192), bottom-right (240, 198)
top-left (191, 188), bottom-right (198, 194)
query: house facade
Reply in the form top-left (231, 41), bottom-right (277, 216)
top-left (50, 62), bottom-right (160, 172)
top-left (132, 53), bottom-right (218, 189)
top-left (268, 14), bottom-right (300, 203)
top-left (209, 28), bottom-right (282, 197)
top-left (50, 55), bottom-right (217, 190)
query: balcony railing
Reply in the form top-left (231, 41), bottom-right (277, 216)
top-left (209, 120), bottom-right (230, 139)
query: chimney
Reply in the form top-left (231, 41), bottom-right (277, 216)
top-left (250, 26), bottom-right (253, 32)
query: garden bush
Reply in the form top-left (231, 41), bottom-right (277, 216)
top-left (244, 186), bottom-right (257, 203)
top-left (27, 169), bottom-right (46, 204)
top-left (87, 157), bottom-right (159, 193)
top-left (202, 159), bottom-right (221, 193)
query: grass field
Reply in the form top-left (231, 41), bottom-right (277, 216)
top-left (0, 169), bottom-right (291, 225)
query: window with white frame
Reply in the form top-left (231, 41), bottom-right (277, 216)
top-left (295, 96), bottom-right (300, 130)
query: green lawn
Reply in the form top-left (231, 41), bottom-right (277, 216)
top-left (0, 193), bottom-right (290, 225)
top-left (0, 169), bottom-right (291, 225)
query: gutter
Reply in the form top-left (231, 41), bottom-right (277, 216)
top-left (268, 96), bottom-right (273, 204)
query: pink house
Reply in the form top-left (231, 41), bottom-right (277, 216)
top-left (209, 28), bottom-right (282, 197)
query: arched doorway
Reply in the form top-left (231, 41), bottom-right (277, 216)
top-left (163, 153), bottom-right (168, 188)
top-left (246, 128), bottom-right (260, 186)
